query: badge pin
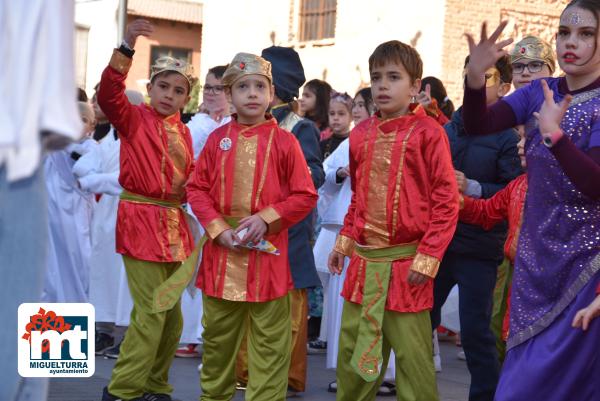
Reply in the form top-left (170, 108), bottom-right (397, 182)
top-left (219, 138), bottom-right (232, 151)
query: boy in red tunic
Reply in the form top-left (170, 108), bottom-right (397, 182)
top-left (328, 41), bottom-right (458, 401)
top-left (98, 20), bottom-right (198, 401)
top-left (186, 53), bottom-right (317, 401)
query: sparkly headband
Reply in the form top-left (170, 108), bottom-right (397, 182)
top-left (330, 91), bottom-right (353, 110)
top-left (150, 56), bottom-right (197, 89)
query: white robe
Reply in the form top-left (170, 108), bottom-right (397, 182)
top-left (43, 142), bottom-right (94, 303)
top-left (72, 130), bottom-right (133, 325)
top-left (177, 113), bottom-right (229, 345)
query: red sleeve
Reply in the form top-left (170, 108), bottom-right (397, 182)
top-left (416, 121), bottom-right (459, 260)
top-left (186, 134), bottom-right (228, 239)
top-left (460, 181), bottom-right (512, 230)
top-left (97, 50), bottom-right (142, 139)
top-left (260, 133), bottom-right (318, 232)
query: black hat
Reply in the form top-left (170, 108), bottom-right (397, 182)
top-left (261, 46), bottom-right (306, 103)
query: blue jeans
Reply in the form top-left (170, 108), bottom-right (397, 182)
top-left (0, 166), bottom-right (49, 401)
top-left (430, 252), bottom-right (500, 401)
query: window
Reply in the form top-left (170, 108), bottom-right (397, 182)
top-left (149, 46), bottom-right (192, 76)
top-left (298, 0), bottom-right (337, 42)
top-left (74, 25), bottom-right (89, 89)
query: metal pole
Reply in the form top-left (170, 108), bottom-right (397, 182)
top-left (117, 0), bottom-right (128, 45)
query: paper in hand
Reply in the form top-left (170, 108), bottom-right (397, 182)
top-left (233, 228), bottom-right (280, 255)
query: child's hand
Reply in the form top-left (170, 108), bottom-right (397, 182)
top-left (215, 229), bottom-right (241, 250)
top-left (236, 215), bottom-right (267, 244)
top-left (533, 80), bottom-right (572, 137)
top-left (572, 294), bottom-right (600, 331)
top-left (124, 19), bottom-right (154, 48)
top-left (455, 170), bottom-right (468, 193)
top-left (416, 84), bottom-right (432, 107)
top-left (336, 166), bottom-right (350, 179)
top-left (465, 21), bottom-right (513, 89)
top-left (328, 250), bottom-right (345, 275)
top-left (407, 270), bottom-right (429, 286)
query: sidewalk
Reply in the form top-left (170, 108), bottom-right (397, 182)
top-left (49, 342), bottom-right (469, 401)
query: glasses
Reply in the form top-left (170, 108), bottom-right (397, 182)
top-left (512, 61), bottom-right (547, 74)
top-left (202, 84), bottom-right (225, 94)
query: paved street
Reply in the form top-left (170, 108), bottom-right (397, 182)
top-left (49, 342), bottom-right (469, 401)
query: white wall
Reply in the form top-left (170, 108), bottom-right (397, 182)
top-left (199, 0), bottom-right (446, 96)
top-left (75, 0), bottom-right (119, 96)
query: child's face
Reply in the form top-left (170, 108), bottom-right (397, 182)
top-left (299, 87), bottom-right (316, 115)
top-left (352, 93), bottom-right (371, 125)
top-left (147, 73), bottom-right (191, 116)
top-left (557, 6), bottom-right (600, 79)
top-left (226, 74), bottom-right (273, 125)
top-left (328, 101), bottom-right (352, 135)
top-left (91, 94), bottom-right (106, 123)
top-left (203, 73), bottom-right (228, 113)
top-left (482, 67), bottom-right (511, 105)
top-left (81, 114), bottom-right (96, 137)
top-left (511, 60), bottom-right (553, 89)
top-left (517, 125), bottom-right (526, 169)
top-left (370, 61), bottom-right (420, 119)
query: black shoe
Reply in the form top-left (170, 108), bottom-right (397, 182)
top-left (307, 339), bottom-right (327, 354)
top-left (96, 333), bottom-right (115, 355)
top-left (327, 380), bottom-right (337, 393)
top-left (376, 381), bottom-right (396, 397)
top-left (101, 386), bottom-right (123, 401)
top-left (142, 393), bottom-right (172, 401)
top-left (235, 381), bottom-right (247, 391)
top-left (104, 341), bottom-right (122, 359)
top-left (286, 385), bottom-right (301, 398)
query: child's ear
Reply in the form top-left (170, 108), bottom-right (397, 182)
top-left (410, 78), bottom-right (422, 97)
top-left (269, 84), bottom-right (275, 103)
top-left (146, 82), bottom-right (152, 93)
top-left (497, 82), bottom-right (511, 97)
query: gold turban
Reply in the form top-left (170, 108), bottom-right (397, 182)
top-left (510, 36), bottom-right (556, 74)
top-left (222, 53), bottom-right (272, 87)
top-left (150, 56), bottom-right (197, 89)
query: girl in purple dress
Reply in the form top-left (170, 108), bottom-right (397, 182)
top-left (462, 1), bottom-right (600, 400)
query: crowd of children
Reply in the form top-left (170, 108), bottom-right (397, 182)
top-left (38, 1), bottom-right (600, 400)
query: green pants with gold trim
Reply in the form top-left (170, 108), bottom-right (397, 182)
top-left (336, 301), bottom-right (439, 401)
top-left (108, 256), bottom-right (184, 399)
top-left (200, 293), bottom-right (292, 401)
top-left (490, 258), bottom-right (513, 363)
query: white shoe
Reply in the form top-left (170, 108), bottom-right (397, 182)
top-left (197, 362), bottom-right (203, 372)
top-left (433, 354), bottom-right (442, 372)
top-left (457, 350), bottom-right (466, 361)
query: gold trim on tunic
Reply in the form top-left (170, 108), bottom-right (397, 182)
top-left (109, 49), bottom-right (132, 74)
top-left (391, 123), bottom-right (417, 239)
top-left (334, 234), bottom-right (356, 257)
top-left (410, 253), bottom-right (440, 278)
top-left (205, 217), bottom-right (231, 240)
top-left (257, 206), bottom-right (282, 235)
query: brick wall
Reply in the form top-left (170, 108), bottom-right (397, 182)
top-left (125, 16), bottom-right (202, 92)
top-left (441, 0), bottom-right (569, 106)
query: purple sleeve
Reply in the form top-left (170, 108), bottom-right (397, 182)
top-left (550, 137), bottom-right (600, 200)
top-left (462, 82), bottom-right (518, 135)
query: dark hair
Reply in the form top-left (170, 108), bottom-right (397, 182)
top-left (354, 87), bottom-right (375, 116)
top-left (304, 79), bottom-right (332, 130)
top-left (563, 0), bottom-right (600, 65)
top-left (368, 40), bottom-right (423, 83)
top-left (150, 71), bottom-right (191, 94)
top-left (464, 55), bottom-right (512, 84)
top-left (420, 77), bottom-right (455, 119)
top-left (77, 87), bottom-right (88, 102)
top-left (208, 64), bottom-right (228, 80)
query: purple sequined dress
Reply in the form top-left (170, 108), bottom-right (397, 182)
top-left (493, 77), bottom-right (600, 401)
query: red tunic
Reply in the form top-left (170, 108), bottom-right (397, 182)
top-left (460, 174), bottom-right (528, 263)
top-left (336, 106), bottom-right (459, 313)
top-left (97, 50), bottom-right (195, 263)
top-left (187, 116), bottom-right (318, 302)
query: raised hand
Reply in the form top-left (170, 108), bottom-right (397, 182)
top-left (124, 19), bottom-right (154, 48)
top-left (465, 21), bottom-right (513, 89)
top-left (533, 80), bottom-right (572, 138)
top-left (416, 84), bottom-right (432, 107)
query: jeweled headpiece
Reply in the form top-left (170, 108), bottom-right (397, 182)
top-left (150, 56), bottom-right (197, 89)
top-left (222, 53), bottom-right (272, 87)
top-left (510, 36), bottom-right (556, 73)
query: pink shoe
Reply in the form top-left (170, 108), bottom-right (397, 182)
top-left (175, 344), bottom-right (201, 358)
